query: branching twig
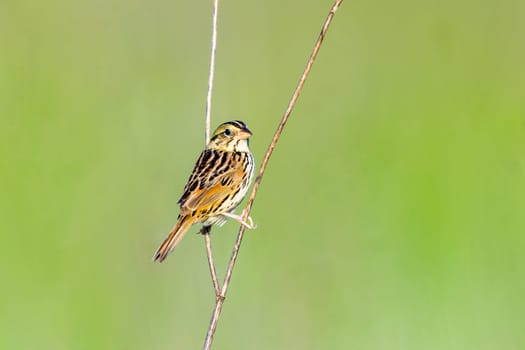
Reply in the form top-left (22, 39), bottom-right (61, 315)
top-left (202, 1), bottom-right (344, 349)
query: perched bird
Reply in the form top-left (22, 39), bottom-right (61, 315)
top-left (153, 120), bottom-right (255, 262)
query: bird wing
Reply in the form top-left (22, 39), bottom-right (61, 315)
top-left (178, 150), bottom-right (243, 213)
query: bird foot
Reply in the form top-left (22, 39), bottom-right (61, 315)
top-left (222, 210), bottom-right (256, 230)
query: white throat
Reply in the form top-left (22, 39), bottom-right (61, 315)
top-left (234, 139), bottom-right (250, 152)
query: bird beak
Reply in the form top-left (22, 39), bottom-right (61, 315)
top-left (238, 127), bottom-right (252, 139)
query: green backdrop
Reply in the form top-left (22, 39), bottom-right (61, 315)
top-left (1, 0), bottom-right (524, 349)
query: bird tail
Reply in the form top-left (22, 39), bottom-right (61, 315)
top-left (153, 216), bottom-right (194, 262)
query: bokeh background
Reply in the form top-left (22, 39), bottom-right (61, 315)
top-left (1, 0), bottom-right (524, 349)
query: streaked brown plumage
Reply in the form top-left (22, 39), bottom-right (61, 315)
top-left (153, 120), bottom-right (255, 262)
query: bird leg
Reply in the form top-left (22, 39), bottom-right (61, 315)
top-left (199, 225), bottom-right (211, 235)
top-left (222, 210), bottom-right (256, 229)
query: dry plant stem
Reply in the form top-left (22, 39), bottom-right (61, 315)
top-left (202, 1), bottom-right (344, 349)
top-left (205, 0), bottom-right (219, 144)
top-left (203, 0), bottom-right (220, 297)
top-left (202, 227), bottom-right (220, 296)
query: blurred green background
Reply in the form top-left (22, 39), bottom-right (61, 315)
top-left (1, 0), bottom-right (524, 349)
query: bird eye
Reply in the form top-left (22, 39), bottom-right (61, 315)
top-left (224, 128), bottom-right (231, 136)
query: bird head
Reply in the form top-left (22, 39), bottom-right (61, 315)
top-left (207, 120), bottom-right (252, 152)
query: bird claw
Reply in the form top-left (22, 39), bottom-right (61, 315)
top-left (240, 209), bottom-right (257, 229)
top-left (243, 215), bottom-right (256, 230)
